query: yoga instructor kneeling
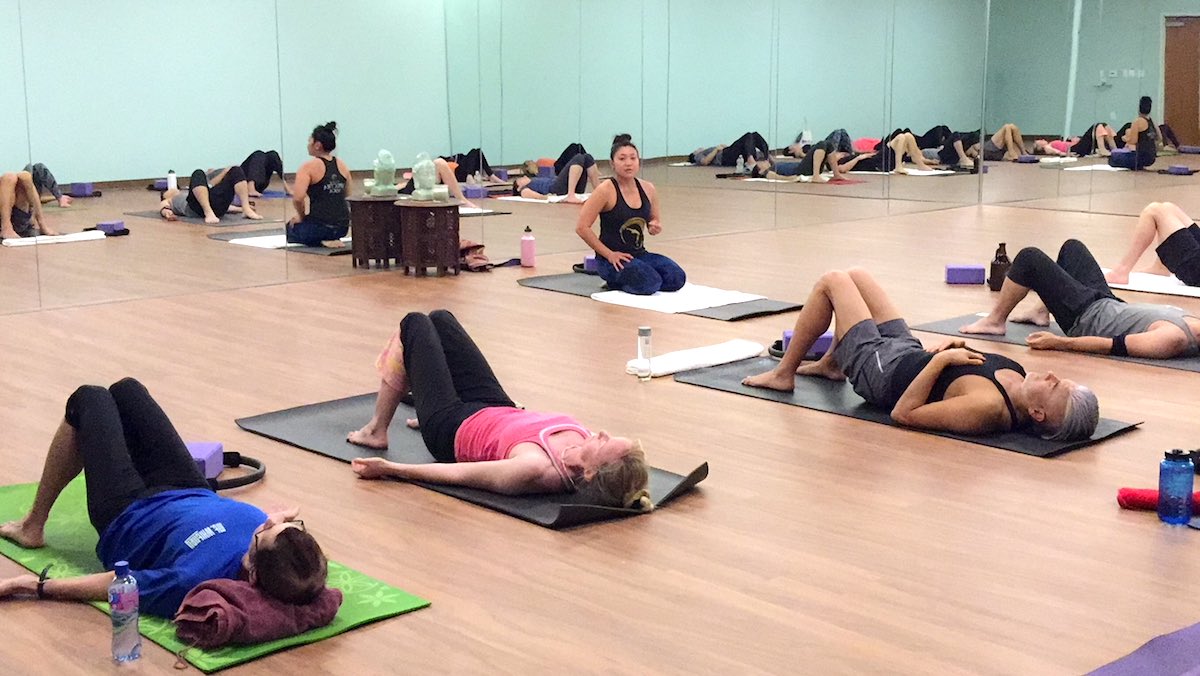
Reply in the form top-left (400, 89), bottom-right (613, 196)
top-left (743, 268), bottom-right (1100, 439)
top-left (348, 310), bottom-right (652, 509)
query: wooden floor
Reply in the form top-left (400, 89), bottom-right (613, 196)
top-left (1, 167), bottom-right (1199, 674)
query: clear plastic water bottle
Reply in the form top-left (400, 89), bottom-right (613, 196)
top-left (636, 326), bottom-right (653, 381)
top-left (735, 156), bottom-right (746, 174)
top-left (1158, 449), bottom-right (1194, 525)
top-left (166, 170), bottom-right (177, 192)
top-left (109, 561), bottom-right (142, 662)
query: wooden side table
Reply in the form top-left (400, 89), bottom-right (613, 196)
top-left (346, 195), bottom-right (403, 269)
top-left (395, 198), bottom-right (462, 277)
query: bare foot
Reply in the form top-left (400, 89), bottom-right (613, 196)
top-left (39, 225), bottom-right (61, 236)
top-left (243, 208), bottom-right (264, 220)
top-left (796, 361), bottom-right (846, 381)
top-left (1010, 305), bottom-right (1050, 326)
top-left (462, 200), bottom-right (479, 210)
top-left (248, 190), bottom-right (262, 198)
top-left (811, 174), bottom-right (828, 184)
top-left (57, 196), bottom-right (73, 208)
top-left (565, 194), bottom-right (584, 204)
top-left (204, 214), bottom-right (220, 224)
top-left (350, 457), bottom-right (392, 480)
top-left (321, 239), bottom-right (345, 249)
top-left (347, 426), bottom-right (388, 450)
top-left (1104, 269), bottom-right (1130, 285)
top-left (959, 317), bottom-right (1008, 335)
top-left (742, 368), bottom-right (796, 392)
top-left (0, 228), bottom-right (19, 240)
top-left (0, 518), bottom-right (46, 548)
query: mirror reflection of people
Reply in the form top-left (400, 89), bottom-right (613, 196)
top-left (690, 132), bottom-right (770, 167)
top-left (513, 153), bottom-right (600, 203)
top-left (574, 136), bottom-right (685, 295)
top-left (240, 150), bottom-right (291, 197)
top-left (286, 121), bottom-right (351, 248)
top-left (1114, 96), bottom-right (1159, 170)
top-left (348, 311), bottom-right (652, 510)
top-left (1106, 202), bottom-right (1200, 288)
top-left (744, 267), bottom-right (1100, 440)
top-left (962, 239), bottom-right (1200, 360)
top-left (0, 378), bottom-right (328, 617)
top-left (0, 170), bottom-right (60, 239)
top-left (23, 163), bottom-right (72, 208)
top-left (157, 167), bottom-right (263, 224)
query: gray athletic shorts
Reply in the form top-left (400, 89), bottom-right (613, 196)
top-left (921, 148), bottom-right (940, 161)
top-left (833, 318), bottom-right (925, 408)
top-left (982, 138), bottom-right (1004, 161)
top-left (11, 207), bottom-right (36, 237)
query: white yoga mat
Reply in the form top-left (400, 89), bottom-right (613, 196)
top-left (896, 168), bottom-right (956, 176)
top-left (228, 234), bottom-right (350, 249)
top-left (667, 162), bottom-right (696, 167)
top-left (1103, 270), bottom-right (1200, 298)
top-left (742, 177), bottom-right (807, 183)
top-left (1, 230), bottom-right (106, 247)
top-left (1063, 164), bottom-right (1129, 172)
top-left (458, 206), bottom-right (496, 215)
top-left (625, 339), bottom-right (765, 378)
top-left (590, 283), bottom-right (766, 314)
top-left (1038, 156), bottom-right (1078, 165)
top-left (495, 194), bottom-right (589, 204)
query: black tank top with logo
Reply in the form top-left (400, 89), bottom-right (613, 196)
top-left (307, 157), bottom-right (349, 227)
top-left (598, 177), bottom-right (649, 255)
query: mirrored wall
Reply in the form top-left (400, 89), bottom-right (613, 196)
top-left (35, 0), bottom-right (1183, 316)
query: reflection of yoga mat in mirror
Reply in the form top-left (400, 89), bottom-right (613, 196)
top-left (1062, 164), bottom-right (1130, 172)
top-left (848, 169), bottom-right (956, 176)
top-left (1101, 270), bottom-right (1200, 298)
top-left (206, 229), bottom-right (351, 256)
top-left (494, 194), bottom-right (590, 204)
top-left (911, 313), bottom-right (1200, 372)
top-left (124, 210), bottom-right (285, 226)
top-left (517, 273), bottom-right (802, 320)
top-left (0, 479), bottom-right (429, 673)
top-left (673, 357), bottom-right (1139, 457)
top-left (666, 162), bottom-right (696, 167)
top-left (1, 230), bottom-right (107, 247)
top-left (235, 396), bottom-right (708, 530)
top-left (1037, 156), bottom-right (1079, 166)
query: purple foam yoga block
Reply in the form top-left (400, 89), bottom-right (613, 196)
top-left (96, 220), bottom-right (125, 235)
top-left (70, 182), bottom-right (93, 197)
top-left (782, 329), bottom-right (793, 351)
top-left (187, 441), bottom-right (224, 480)
top-left (1016, 154), bottom-right (1038, 163)
top-left (807, 330), bottom-right (834, 358)
top-left (583, 253), bottom-right (598, 272)
top-left (153, 178), bottom-right (168, 190)
top-left (463, 185), bottom-right (487, 199)
top-left (1179, 145), bottom-right (1200, 154)
top-left (946, 264), bottom-right (986, 285)
top-left (494, 168), bottom-right (509, 180)
top-left (1168, 165), bottom-right (1191, 175)
top-left (538, 165), bottom-right (554, 178)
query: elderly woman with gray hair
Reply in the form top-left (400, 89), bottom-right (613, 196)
top-left (745, 267), bottom-right (1100, 441)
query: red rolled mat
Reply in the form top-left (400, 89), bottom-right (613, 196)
top-left (1117, 487), bottom-right (1200, 513)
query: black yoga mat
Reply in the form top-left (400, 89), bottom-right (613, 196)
top-left (206, 229), bottom-right (351, 256)
top-left (912, 314), bottom-right (1200, 373)
top-left (517, 273), bottom-right (802, 321)
top-left (124, 210), bottom-right (285, 227)
top-left (235, 395), bottom-right (707, 529)
top-left (673, 357), bottom-right (1139, 457)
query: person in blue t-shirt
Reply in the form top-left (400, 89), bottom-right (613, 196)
top-left (0, 378), bottom-right (328, 618)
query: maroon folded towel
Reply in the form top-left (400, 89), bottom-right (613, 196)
top-left (174, 578), bottom-right (342, 648)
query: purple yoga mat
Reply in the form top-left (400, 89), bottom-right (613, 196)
top-left (1088, 621), bottom-right (1200, 675)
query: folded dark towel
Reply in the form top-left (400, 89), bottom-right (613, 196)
top-left (174, 578), bottom-right (342, 649)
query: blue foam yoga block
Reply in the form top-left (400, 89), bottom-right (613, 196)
top-left (186, 441), bottom-right (224, 480)
top-left (946, 264), bottom-right (985, 285)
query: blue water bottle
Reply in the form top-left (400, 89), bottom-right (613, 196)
top-left (109, 561), bottom-right (142, 662)
top-left (1158, 449), bottom-right (1194, 525)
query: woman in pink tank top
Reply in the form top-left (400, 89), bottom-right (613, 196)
top-left (347, 311), bottom-right (651, 509)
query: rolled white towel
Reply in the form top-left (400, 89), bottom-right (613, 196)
top-left (626, 339), bottom-right (765, 378)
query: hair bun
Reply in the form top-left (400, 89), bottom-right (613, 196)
top-left (324, 121), bottom-right (338, 133)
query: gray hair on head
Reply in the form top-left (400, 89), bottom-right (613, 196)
top-left (1042, 384), bottom-right (1100, 441)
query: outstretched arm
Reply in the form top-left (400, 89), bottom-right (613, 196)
top-left (1028, 326), bottom-right (1190, 359)
top-left (0, 570), bottom-right (114, 603)
top-left (351, 454), bottom-right (552, 495)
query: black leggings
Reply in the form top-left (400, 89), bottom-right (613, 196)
top-left (554, 144), bottom-right (588, 174)
top-left (441, 148), bottom-right (493, 183)
top-left (1160, 123), bottom-right (1181, 148)
top-left (1007, 239), bottom-right (1121, 332)
top-left (65, 378), bottom-right (209, 535)
top-left (186, 166), bottom-right (245, 218)
top-left (550, 153), bottom-right (594, 195)
top-left (718, 132), bottom-right (769, 166)
top-left (400, 311), bottom-right (516, 462)
top-left (1070, 124), bottom-right (1102, 156)
top-left (240, 150), bottom-right (284, 193)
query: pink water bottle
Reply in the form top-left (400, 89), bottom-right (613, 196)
top-left (520, 226), bottom-right (536, 267)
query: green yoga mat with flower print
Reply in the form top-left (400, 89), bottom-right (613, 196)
top-left (0, 480), bottom-right (429, 673)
